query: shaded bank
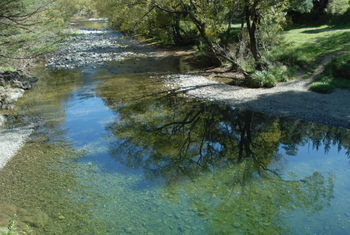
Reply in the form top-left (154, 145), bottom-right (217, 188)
top-left (164, 74), bottom-right (350, 129)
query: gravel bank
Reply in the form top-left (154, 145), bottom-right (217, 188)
top-left (0, 124), bottom-right (34, 170)
top-left (46, 28), bottom-right (158, 69)
top-left (165, 74), bottom-right (350, 129)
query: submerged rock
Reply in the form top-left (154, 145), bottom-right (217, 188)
top-left (17, 208), bottom-right (49, 228)
top-left (0, 204), bottom-right (49, 232)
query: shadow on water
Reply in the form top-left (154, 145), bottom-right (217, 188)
top-left (1, 20), bottom-right (350, 235)
top-left (98, 75), bottom-right (350, 234)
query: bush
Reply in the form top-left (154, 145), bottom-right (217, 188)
top-left (246, 70), bottom-right (278, 88)
top-left (309, 82), bottom-right (335, 94)
top-left (272, 65), bottom-right (290, 82)
top-left (246, 64), bottom-right (291, 88)
top-left (324, 53), bottom-right (350, 80)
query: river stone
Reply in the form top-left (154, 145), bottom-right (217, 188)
top-left (0, 78), bottom-right (5, 87)
top-left (0, 205), bottom-right (49, 232)
top-left (17, 208), bottom-right (49, 228)
top-left (12, 80), bottom-right (32, 90)
top-left (0, 88), bottom-right (24, 110)
top-left (0, 204), bottom-right (17, 218)
top-left (0, 204), bottom-right (17, 229)
top-left (30, 77), bottom-right (38, 83)
top-left (12, 80), bottom-right (24, 89)
top-left (3, 71), bottom-right (20, 81)
top-left (124, 227), bottom-right (133, 233)
top-left (0, 115), bottom-right (6, 127)
top-left (6, 88), bottom-right (24, 101)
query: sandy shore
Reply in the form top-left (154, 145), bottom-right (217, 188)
top-left (165, 74), bottom-right (350, 129)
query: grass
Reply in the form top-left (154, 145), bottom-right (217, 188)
top-left (276, 23), bottom-right (350, 93)
top-left (279, 25), bottom-right (350, 66)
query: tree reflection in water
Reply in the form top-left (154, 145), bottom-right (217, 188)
top-left (104, 93), bottom-right (348, 234)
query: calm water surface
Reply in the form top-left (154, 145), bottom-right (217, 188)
top-left (0, 21), bottom-right (350, 235)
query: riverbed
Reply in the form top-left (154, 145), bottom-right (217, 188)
top-left (0, 19), bottom-right (350, 235)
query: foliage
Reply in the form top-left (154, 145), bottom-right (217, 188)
top-left (289, 0), bottom-right (350, 24)
top-left (95, 0), bottom-right (289, 71)
top-left (323, 53), bottom-right (350, 80)
top-left (54, 0), bottom-right (97, 19)
top-left (310, 74), bottom-right (350, 94)
top-left (0, 214), bottom-right (17, 235)
top-left (326, 0), bottom-right (350, 15)
top-left (246, 64), bottom-right (289, 88)
top-left (309, 81), bottom-right (336, 94)
top-left (308, 53), bottom-right (350, 93)
top-left (246, 70), bottom-right (277, 87)
top-left (0, 0), bottom-right (70, 71)
top-left (289, 0), bottom-right (314, 13)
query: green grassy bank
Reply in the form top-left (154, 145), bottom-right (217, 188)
top-left (276, 24), bottom-right (350, 93)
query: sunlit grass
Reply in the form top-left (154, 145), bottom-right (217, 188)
top-left (276, 24), bottom-right (350, 92)
top-left (278, 25), bottom-right (350, 67)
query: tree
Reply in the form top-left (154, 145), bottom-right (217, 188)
top-left (241, 0), bottom-right (288, 70)
top-left (326, 0), bottom-right (350, 14)
top-left (289, 0), bottom-right (314, 13)
top-left (0, 0), bottom-right (67, 70)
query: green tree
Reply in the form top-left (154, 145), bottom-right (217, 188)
top-left (289, 0), bottom-right (314, 13)
top-left (95, 0), bottom-right (289, 72)
top-left (0, 0), bottom-right (67, 70)
top-left (241, 0), bottom-right (288, 70)
top-left (326, 0), bottom-right (350, 14)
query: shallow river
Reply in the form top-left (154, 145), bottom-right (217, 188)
top-left (1, 20), bottom-right (350, 235)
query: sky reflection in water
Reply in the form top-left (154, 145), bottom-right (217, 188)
top-left (60, 61), bottom-right (350, 234)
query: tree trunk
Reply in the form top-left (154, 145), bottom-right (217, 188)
top-left (244, 1), bottom-right (262, 70)
top-left (186, 11), bottom-right (222, 66)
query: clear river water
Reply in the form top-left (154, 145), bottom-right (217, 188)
top-left (0, 20), bottom-right (350, 235)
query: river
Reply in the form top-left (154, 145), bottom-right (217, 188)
top-left (0, 19), bottom-right (350, 235)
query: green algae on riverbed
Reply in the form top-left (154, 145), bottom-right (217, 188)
top-left (0, 67), bottom-right (108, 234)
top-left (0, 141), bottom-right (108, 234)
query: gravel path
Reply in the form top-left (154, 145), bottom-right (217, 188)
top-left (165, 74), bottom-right (350, 129)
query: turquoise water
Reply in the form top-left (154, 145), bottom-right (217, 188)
top-left (58, 63), bottom-right (350, 234)
top-left (1, 20), bottom-right (350, 235)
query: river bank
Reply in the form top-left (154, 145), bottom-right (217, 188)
top-left (165, 73), bottom-right (350, 129)
top-left (0, 25), bottom-right (160, 172)
top-left (0, 70), bottom-right (39, 172)
top-left (1, 22), bottom-right (349, 173)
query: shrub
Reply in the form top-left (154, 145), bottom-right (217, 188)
top-left (309, 82), bottom-right (335, 94)
top-left (324, 53), bottom-right (350, 80)
top-left (272, 65), bottom-right (289, 82)
top-left (246, 70), bottom-right (278, 88)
